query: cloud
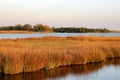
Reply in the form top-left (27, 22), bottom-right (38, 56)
top-left (0, 0), bottom-right (16, 4)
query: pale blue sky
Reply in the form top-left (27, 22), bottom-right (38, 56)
top-left (0, 0), bottom-right (120, 30)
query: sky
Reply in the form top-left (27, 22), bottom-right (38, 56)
top-left (0, 0), bottom-right (120, 30)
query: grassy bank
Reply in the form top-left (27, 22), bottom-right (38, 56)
top-left (1, 59), bottom-right (119, 80)
top-left (0, 30), bottom-right (31, 34)
top-left (0, 36), bottom-right (120, 74)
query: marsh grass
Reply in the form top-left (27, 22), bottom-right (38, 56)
top-left (0, 36), bottom-right (120, 74)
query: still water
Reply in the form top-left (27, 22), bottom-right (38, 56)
top-left (0, 33), bottom-right (120, 39)
top-left (0, 59), bottom-right (120, 80)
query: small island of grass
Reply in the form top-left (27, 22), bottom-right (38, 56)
top-left (0, 36), bottom-right (120, 74)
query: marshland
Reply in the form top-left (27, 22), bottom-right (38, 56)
top-left (0, 35), bottom-right (120, 75)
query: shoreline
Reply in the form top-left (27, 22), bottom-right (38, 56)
top-left (0, 36), bottom-right (120, 75)
top-left (0, 30), bottom-right (119, 34)
top-left (0, 59), bottom-right (120, 80)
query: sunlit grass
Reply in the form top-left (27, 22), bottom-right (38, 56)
top-left (0, 36), bottom-right (120, 74)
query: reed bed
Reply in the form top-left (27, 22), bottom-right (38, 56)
top-left (0, 36), bottom-right (120, 74)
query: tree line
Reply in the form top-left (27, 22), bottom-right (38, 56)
top-left (0, 24), bottom-right (53, 32)
top-left (53, 27), bottom-right (110, 33)
top-left (0, 24), bottom-right (111, 33)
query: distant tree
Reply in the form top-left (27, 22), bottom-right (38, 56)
top-left (34, 24), bottom-right (53, 32)
top-left (23, 24), bottom-right (32, 31)
top-left (79, 27), bottom-right (87, 33)
top-left (103, 28), bottom-right (109, 32)
top-left (0, 26), bottom-right (7, 30)
top-left (8, 26), bottom-right (14, 30)
top-left (14, 24), bottom-right (23, 30)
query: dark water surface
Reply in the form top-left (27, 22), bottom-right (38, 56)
top-left (0, 59), bottom-right (120, 80)
top-left (0, 33), bottom-right (120, 39)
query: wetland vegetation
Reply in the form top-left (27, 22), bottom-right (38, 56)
top-left (0, 36), bottom-right (120, 74)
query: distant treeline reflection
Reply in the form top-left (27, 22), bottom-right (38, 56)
top-left (0, 24), bottom-right (111, 33)
top-left (0, 59), bottom-right (120, 80)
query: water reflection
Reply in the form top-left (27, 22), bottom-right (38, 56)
top-left (0, 59), bottom-right (120, 80)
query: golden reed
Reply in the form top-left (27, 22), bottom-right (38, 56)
top-left (0, 36), bottom-right (120, 74)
